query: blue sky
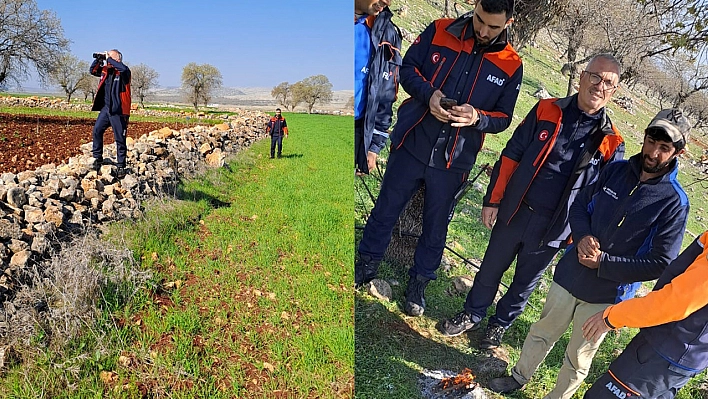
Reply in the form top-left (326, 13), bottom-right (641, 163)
top-left (28, 1), bottom-right (352, 90)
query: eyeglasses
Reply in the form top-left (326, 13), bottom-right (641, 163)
top-left (582, 71), bottom-right (618, 91)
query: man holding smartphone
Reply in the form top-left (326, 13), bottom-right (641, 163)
top-left (355, 0), bottom-right (523, 317)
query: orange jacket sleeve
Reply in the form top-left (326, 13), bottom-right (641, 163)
top-left (604, 231), bottom-right (708, 329)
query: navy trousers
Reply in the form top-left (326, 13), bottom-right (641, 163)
top-left (270, 134), bottom-right (283, 157)
top-left (584, 334), bottom-right (697, 399)
top-left (92, 107), bottom-right (128, 167)
top-left (464, 204), bottom-right (560, 328)
top-left (358, 147), bottom-right (467, 280)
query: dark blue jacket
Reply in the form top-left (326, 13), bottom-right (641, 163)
top-left (642, 233), bottom-right (708, 373)
top-left (361, 7), bottom-right (402, 158)
top-left (391, 13), bottom-right (523, 172)
top-left (483, 96), bottom-right (625, 248)
top-left (554, 154), bottom-right (689, 304)
top-left (90, 58), bottom-right (131, 115)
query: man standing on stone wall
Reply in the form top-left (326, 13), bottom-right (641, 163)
top-left (90, 49), bottom-right (131, 179)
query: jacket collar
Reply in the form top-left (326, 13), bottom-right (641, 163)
top-left (554, 94), bottom-right (616, 136)
top-left (445, 11), bottom-right (510, 53)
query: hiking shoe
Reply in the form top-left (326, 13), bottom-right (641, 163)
top-left (116, 167), bottom-right (127, 179)
top-left (404, 275), bottom-right (430, 317)
top-left (91, 158), bottom-right (103, 171)
top-left (354, 255), bottom-right (380, 289)
top-left (488, 376), bottom-right (523, 393)
top-left (480, 322), bottom-right (506, 349)
top-left (439, 311), bottom-right (480, 337)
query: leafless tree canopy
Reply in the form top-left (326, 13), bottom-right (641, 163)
top-left (0, 0), bottom-right (68, 88)
top-left (181, 63), bottom-right (222, 112)
top-left (291, 75), bottom-right (333, 114)
top-left (76, 74), bottom-right (98, 101)
top-left (130, 63), bottom-right (159, 108)
top-left (48, 53), bottom-right (89, 103)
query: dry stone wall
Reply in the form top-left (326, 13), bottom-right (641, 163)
top-left (0, 110), bottom-right (270, 299)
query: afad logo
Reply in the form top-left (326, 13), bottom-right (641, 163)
top-left (413, 36), bottom-right (421, 45)
top-left (431, 52), bottom-right (441, 64)
top-left (605, 381), bottom-right (632, 398)
top-left (538, 130), bottom-right (549, 141)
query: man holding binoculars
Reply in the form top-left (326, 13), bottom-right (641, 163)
top-left (89, 49), bottom-right (131, 178)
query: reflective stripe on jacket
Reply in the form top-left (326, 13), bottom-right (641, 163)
top-left (391, 13), bottom-right (523, 172)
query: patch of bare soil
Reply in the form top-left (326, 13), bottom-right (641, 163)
top-left (0, 113), bottom-right (180, 174)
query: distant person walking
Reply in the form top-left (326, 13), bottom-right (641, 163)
top-left (90, 49), bottom-right (131, 179)
top-left (267, 108), bottom-right (288, 158)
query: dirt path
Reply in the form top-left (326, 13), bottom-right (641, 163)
top-left (0, 113), bottom-right (189, 174)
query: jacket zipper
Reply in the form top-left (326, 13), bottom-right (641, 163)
top-left (616, 183), bottom-right (640, 228)
top-left (446, 49), bottom-right (484, 169)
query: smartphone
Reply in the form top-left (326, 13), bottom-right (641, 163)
top-left (439, 97), bottom-right (458, 110)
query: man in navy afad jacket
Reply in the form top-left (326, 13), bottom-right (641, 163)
top-left (354, 0), bottom-right (401, 174)
top-left (90, 49), bottom-right (131, 179)
top-left (266, 108), bottom-right (288, 158)
top-left (489, 109), bottom-right (691, 399)
top-left (582, 231), bottom-right (708, 399)
top-left (355, 0), bottom-right (523, 317)
top-left (439, 55), bottom-right (624, 349)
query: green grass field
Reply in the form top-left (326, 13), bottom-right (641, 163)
top-left (0, 112), bottom-right (354, 398)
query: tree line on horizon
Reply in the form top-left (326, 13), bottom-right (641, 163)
top-left (270, 75), bottom-right (335, 114)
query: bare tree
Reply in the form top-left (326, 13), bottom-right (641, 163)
top-left (76, 74), bottom-right (98, 101)
top-left (130, 63), bottom-right (159, 108)
top-left (181, 63), bottom-right (222, 111)
top-left (271, 81), bottom-right (298, 111)
top-left (291, 75), bottom-right (333, 114)
top-left (49, 53), bottom-right (89, 103)
top-left (511, 0), bottom-right (569, 50)
top-left (0, 0), bottom-right (68, 88)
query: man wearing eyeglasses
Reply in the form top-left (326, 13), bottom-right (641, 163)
top-left (488, 108), bottom-right (690, 399)
top-left (440, 54), bottom-right (624, 350)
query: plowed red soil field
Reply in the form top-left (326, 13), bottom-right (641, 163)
top-left (0, 113), bottom-right (171, 174)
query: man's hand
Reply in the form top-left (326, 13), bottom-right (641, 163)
top-left (449, 104), bottom-right (479, 127)
top-left (578, 250), bottom-right (601, 269)
top-left (481, 206), bottom-right (498, 230)
top-left (577, 235), bottom-right (601, 258)
top-left (355, 151), bottom-right (379, 176)
top-left (428, 90), bottom-right (451, 123)
top-left (582, 310), bottom-right (612, 343)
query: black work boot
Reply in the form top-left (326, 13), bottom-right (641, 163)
top-left (488, 375), bottom-right (524, 393)
top-left (404, 274), bottom-right (430, 317)
top-left (480, 322), bottom-right (506, 349)
top-left (354, 255), bottom-right (380, 289)
top-left (439, 310), bottom-right (480, 337)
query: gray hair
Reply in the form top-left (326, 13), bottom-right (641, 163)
top-left (587, 53), bottom-right (622, 79)
top-left (110, 49), bottom-right (122, 62)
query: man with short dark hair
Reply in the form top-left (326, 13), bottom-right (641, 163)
top-left (439, 54), bottom-right (624, 349)
top-left (488, 109), bottom-right (691, 399)
top-left (354, 0), bottom-right (401, 175)
top-left (355, 0), bottom-right (523, 318)
top-left (267, 108), bottom-right (288, 158)
top-left (90, 49), bottom-right (131, 179)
